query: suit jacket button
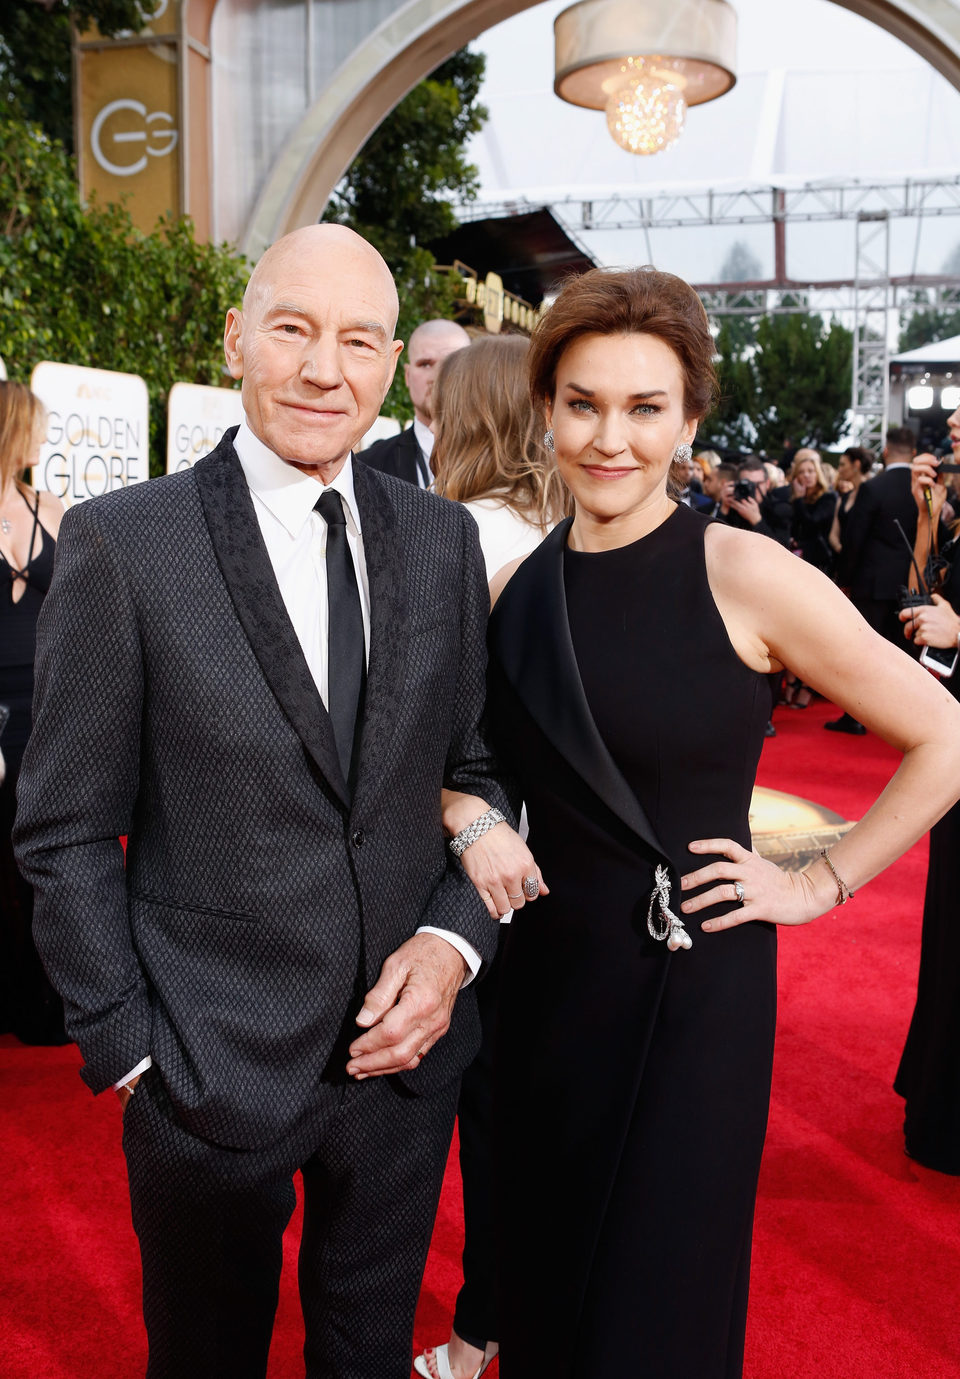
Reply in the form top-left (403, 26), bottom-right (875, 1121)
top-left (352, 829), bottom-right (365, 847)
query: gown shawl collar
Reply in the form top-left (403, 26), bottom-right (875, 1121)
top-left (489, 517), bottom-right (670, 865)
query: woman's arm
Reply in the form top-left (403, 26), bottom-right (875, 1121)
top-left (905, 454), bottom-right (946, 595)
top-left (441, 789), bottom-right (547, 919)
top-left (682, 523), bottom-right (960, 932)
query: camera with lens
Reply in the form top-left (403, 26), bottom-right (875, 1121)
top-left (732, 479), bottom-right (756, 502)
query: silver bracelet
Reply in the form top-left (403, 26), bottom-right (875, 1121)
top-left (448, 807), bottom-right (506, 858)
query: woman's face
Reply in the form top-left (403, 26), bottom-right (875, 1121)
top-left (794, 459), bottom-right (817, 490)
top-left (546, 331), bottom-right (695, 526)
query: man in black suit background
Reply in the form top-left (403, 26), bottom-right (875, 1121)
top-left (361, 318), bottom-right (470, 486)
top-left (14, 225), bottom-right (516, 1378)
top-left (827, 425), bottom-right (918, 734)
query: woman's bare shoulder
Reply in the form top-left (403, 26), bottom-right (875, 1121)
top-left (489, 554), bottom-right (531, 607)
top-left (35, 487), bottom-right (66, 536)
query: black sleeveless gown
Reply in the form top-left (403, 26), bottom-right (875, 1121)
top-left (0, 491), bottom-right (65, 1043)
top-left (894, 546), bottom-right (960, 1173)
top-left (487, 504), bottom-right (777, 1379)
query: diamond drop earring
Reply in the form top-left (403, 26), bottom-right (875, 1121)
top-left (543, 429), bottom-right (555, 452)
top-left (673, 442), bottom-right (693, 464)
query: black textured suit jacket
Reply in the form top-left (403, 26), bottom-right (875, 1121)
top-left (838, 466), bottom-right (917, 601)
top-left (360, 426), bottom-right (425, 485)
top-left (15, 433), bottom-right (506, 1150)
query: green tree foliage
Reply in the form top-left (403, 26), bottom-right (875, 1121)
top-left (897, 242), bottom-right (960, 352)
top-left (323, 48), bottom-right (488, 421)
top-left (705, 312), bottom-right (853, 454)
top-left (0, 1), bottom-right (144, 152)
top-left (0, 116), bottom-right (249, 475)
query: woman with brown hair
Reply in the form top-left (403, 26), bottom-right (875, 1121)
top-left (431, 334), bottom-right (565, 578)
top-left (829, 444), bottom-right (875, 555)
top-left (440, 265), bottom-right (960, 1378)
top-left (0, 380), bottom-right (66, 1044)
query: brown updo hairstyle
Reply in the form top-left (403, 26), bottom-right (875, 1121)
top-left (528, 266), bottom-right (719, 421)
top-left (432, 335), bottom-right (566, 531)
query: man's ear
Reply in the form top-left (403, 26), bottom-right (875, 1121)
top-left (224, 309), bottom-right (244, 380)
top-left (384, 338), bottom-right (404, 401)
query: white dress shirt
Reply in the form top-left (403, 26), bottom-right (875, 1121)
top-left (412, 417), bottom-right (434, 488)
top-left (115, 422), bottom-right (479, 1091)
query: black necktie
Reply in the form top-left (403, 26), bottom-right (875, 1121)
top-left (315, 489), bottom-right (366, 787)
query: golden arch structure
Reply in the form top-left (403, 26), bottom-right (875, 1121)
top-left (75, 0), bottom-right (960, 261)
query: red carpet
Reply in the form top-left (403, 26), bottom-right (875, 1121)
top-left (2, 696), bottom-right (959, 1377)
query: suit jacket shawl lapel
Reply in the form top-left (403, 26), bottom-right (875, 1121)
top-left (193, 434), bottom-right (351, 809)
top-left (350, 462), bottom-right (409, 812)
top-left (489, 518), bottom-right (671, 866)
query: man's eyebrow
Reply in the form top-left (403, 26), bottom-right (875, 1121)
top-left (344, 320), bottom-right (388, 340)
top-left (263, 307), bottom-right (388, 341)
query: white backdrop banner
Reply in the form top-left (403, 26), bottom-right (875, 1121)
top-left (167, 383), bottom-right (243, 473)
top-left (30, 361), bottom-right (149, 506)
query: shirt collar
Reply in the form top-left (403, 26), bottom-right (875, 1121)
top-left (233, 419), bottom-right (362, 538)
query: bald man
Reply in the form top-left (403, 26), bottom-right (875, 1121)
top-left (361, 317), bottom-right (470, 486)
top-left (15, 225), bottom-right (509, 1378)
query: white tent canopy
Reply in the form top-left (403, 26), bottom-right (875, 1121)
top-left (469, 0), bottom-right (960, 284)
top-left (891, 335), bottom-right (960, 365)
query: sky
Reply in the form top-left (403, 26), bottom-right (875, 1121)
top-left (466, 0), bottom-right (960, 285)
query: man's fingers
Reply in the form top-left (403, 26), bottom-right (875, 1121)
top-left (355, 959), bottom-right (406, 1028)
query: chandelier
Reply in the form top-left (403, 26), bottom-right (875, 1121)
top-left (554, 0), bottom-right (737, 157)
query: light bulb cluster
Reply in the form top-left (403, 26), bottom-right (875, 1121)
top-left (603, 57), bottom-right (687, 156)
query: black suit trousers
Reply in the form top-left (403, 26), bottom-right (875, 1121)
top-left (123, 1067), bottom-right (459, 1379)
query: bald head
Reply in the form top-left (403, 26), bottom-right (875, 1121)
top-left (242, 224), bottom-right (399, 333)
top-left (223, 223), bottom-right (403, 478)
top-left (405, 318), bottom-right (471, 427)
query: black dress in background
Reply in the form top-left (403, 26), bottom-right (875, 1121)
top-left (487, 505), bottom-right (777, 1379)
top-left (894, 548), bottom-right (960, 1173)
top-left (0, 495), bottom-right (65, 1043)
top-left (791, 490), bottom-right (838, 573)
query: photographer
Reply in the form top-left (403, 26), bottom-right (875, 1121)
top-left (721, 458), bottom-right (779, 539)
top-left (894, 441), bottom-right (960, 1174)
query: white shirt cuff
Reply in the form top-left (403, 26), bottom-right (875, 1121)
top-left (113, 1055), bottom-right (152, 1091)
top-left (416, 927), bottom-right (482, 986)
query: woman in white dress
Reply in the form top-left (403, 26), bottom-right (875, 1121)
top-left (416, 333), bottom-right (565, 1379)
top-left (432, 334), bottom-right (565, 578)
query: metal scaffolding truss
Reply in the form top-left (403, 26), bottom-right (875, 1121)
top-left (460, 176), bottom-right (960, 231)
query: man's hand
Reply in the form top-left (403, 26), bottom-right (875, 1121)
top-left (729, 494), bottom-right (762, 526)
top-left (346, 934), bottom-right (468, 1079)
top-left (116, 1074), bottom-right (142, 1113)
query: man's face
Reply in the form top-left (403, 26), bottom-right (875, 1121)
top-left (404, 329), bottom-right (469, 426)
top-left (702, 468), bottom-right (729, 500)
top-left (224, 231), bottom-right (402, 478)
top-left (740, 466), bottom-right (768, 498)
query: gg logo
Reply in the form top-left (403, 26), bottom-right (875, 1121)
top-left (90, 99), bottom-right (178, 178)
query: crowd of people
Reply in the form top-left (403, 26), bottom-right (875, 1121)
top-left (3, 228), bottom-right (960, 1379)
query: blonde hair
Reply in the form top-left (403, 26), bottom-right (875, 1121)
top-left (0, 381), bottom-right (46, 495)
top-left (431, 335), bottom-right (566, 530)
top-left (788, 449), bottom-right (829, 504)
